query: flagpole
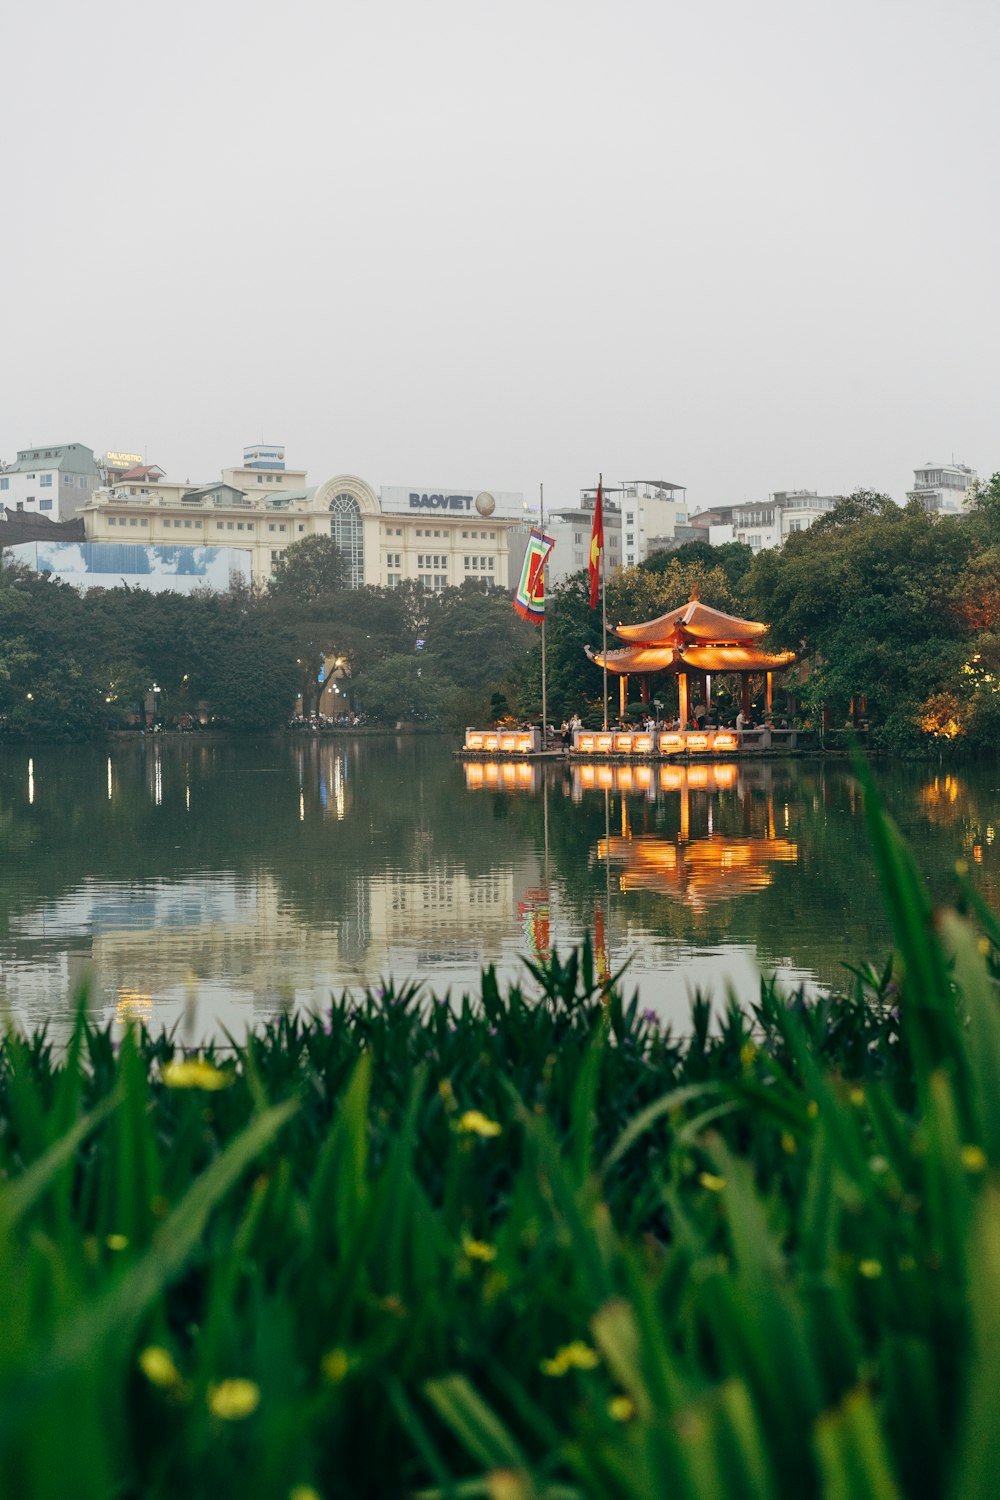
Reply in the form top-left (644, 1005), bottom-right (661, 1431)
top-left (600, 471), bottom-right (609, 731)
top-left (540, 482), bottom-right (548, 747)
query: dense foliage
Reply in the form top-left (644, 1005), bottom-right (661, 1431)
top-left (6, 477), bottom-right (1000, 747)
top-left (535, 479), bottom-right (1000, 750)
top-left (0, 554), bottom-right (534, 736)
top-left (3, 777), bottom-right (1000, 1498)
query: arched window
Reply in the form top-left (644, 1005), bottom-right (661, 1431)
top-left (329, 492), bottom-right (364, 587)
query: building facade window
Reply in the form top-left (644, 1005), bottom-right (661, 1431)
top-left (40, 474), bottom-right (52, 487)
top-left (329, 492), bottom-right (364, 586)
top-left (39, 498), bottom-right (52, 511)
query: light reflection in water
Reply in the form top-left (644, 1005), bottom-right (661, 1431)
top-left (107, 757), bottom-right (113, 801)
top-left (597, 834), bottom-right (799, 909)
top-left (28, 758), bottom-right (34, 804)
top-left (3, 742), bottom-right (997, 1044)
top-left (463, 761), bottom-right (538, 793)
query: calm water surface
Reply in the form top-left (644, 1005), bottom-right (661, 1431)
top-left (1, 736), bottom-right (998, 1040)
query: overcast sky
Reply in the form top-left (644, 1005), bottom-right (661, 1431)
top-left (3, 0), bottom-right (997, 511)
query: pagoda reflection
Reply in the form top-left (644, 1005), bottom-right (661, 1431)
top-left (596, 833), bottom-right (798, 908)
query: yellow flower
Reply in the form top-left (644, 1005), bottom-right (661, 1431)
top-left (162, 1058), bottom-right (233, 1091)
top-left (608, 1394), bottom-right (635, 1422)
top-left (540, 1340), bottom-right (600, 1376)
top-left (781, 1132), bottom-right (797, 1156)
top-left (698, 1172), bottom-right (726, 1193)
top-left (289, 1487), bottom-right (323, 1500)
top-left (849, 1088), bottom-right (865, 1107)
top-left (457, 1110), bottom-right (501, 1137)
top-left (106, 1233), bottom-right (129, 1251)
top-left (321, 1348), bottom-right (350, 1385)
top-left (859, 1259), bottom-right (883, 1280)
top-left (961, 1144), bottom-right (988, 1173)
top-left (807, 1100), bottom-right (820, 1119)
top-left (139, 1345), bottom-right (183, 1391)
top-left (463, 1237), bottom-right (498, 1262)
top-left (739, 1041), bottom-right (757, 1068)
top-left (207, 1378), bottom-right (260, 1420)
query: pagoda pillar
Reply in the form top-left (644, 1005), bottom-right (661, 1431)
top-left (620, 676), bottom-right (628, 718)
top-left (766, 672), bottom-right (773, 714)
top-left (641, 676), bottom-right (650, 705)
top-left (678, 672), bottom-right (690, 728)
top-left (705, 673), bottom-right (712, 713)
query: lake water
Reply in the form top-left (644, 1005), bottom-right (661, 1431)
top-left (1, 736), bottom-right (997, 1041)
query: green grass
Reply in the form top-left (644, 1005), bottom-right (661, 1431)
top-left (1, 770), bottom-right (999, 1498)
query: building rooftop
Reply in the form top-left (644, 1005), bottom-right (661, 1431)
top-left (11, 443), bottom-right (99, 474)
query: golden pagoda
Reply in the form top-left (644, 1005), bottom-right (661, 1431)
top-left (587, 593), bottom-right (796, 723)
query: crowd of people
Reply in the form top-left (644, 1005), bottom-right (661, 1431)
top-left (550, 702), bottom-right (784, 744)
top-left (288, 711), bottom-right (366, 731)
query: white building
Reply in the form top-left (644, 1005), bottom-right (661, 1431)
top-left (81, 455), bottom-right (524, 591)
top-left (0, 442), bottom-right (101, 521)
top-left (615, 480), bottom-right (688, 567)
top-left (907, 462), bottom-right (978, 515)
top-left (544, 497), bottom-right (622, 587)
top-left (721, 491), bottom-right (841, 553)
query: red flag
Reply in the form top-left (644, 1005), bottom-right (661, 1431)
top-left (588, 483), bottom-right (604, 610)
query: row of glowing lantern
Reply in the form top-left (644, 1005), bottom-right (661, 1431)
top-left (575, 729), bottom-right (740, 756)
top-left (464, 730), bottom-right (540, 755)
top-left (464, 728), bottom-right (740, 757)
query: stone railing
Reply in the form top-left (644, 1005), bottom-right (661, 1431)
top-left (572, 726), bottom-right (801, 756)
top-left (464, 728), bottom-right (542, 754)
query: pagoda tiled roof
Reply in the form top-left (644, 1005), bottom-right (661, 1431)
top-left (587, 641), bottom-right (796, 675)
top-left (613, 594), bottom-right (769, 645)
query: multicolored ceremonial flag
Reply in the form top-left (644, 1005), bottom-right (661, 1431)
top-left (588, 482), bottom-right (604, 610)
top-left (513, 529), bottom-right (556, 624)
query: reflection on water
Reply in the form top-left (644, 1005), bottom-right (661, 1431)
top-left (464, 761), bottom-right (539, 792)
top-left (598, 835), bottom-right (799, 907)
top-left (1, 739), bottom-right (998, 1040)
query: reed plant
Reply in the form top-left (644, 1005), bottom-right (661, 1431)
top-left (1, 767), bottom-right (999, 1498)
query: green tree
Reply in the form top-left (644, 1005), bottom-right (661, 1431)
top-left (644, 539), bottom-right (754, 592)
top-left (268, 536), bottom-right (348, 601)
top-left (422, 583), bottom-right (534, 692)
top-left (357, 653), bottom-right (450, 724)
top-left (744, 503), bottom-right (974, 748)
